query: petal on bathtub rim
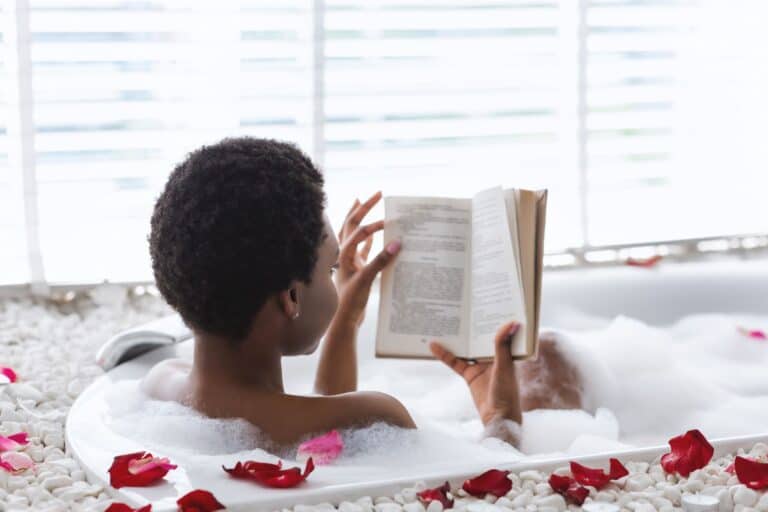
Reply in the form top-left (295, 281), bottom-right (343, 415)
top-left (223, 458), bottom-right (314, 489)
top-left (104, 503), bottom-right (153, 512)
top-left (108, 452), bottom-right (177, 489)
top-left (177, 489), bottom-right (226, 512)
top-left (660, 429), bottom-right (714, 477)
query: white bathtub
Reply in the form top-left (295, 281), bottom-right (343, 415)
top-left (66, 259), bottom-right (768, 511)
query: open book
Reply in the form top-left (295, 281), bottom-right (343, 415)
top-left (375, 186), bottom-right (547, 360)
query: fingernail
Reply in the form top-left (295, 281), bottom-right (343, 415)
top-left (508, 323), bottom-right (520, 336)
top-left (386, 240), bottom-right (401, 255)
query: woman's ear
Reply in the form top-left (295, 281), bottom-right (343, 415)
top-left (278, 284), bottom-right (301, 320)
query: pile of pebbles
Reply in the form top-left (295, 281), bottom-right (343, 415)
top-left (291, 442), bottom-right (768, 512)
top-left (0, 285), bottom-right (169, 511)
top-left (1, 285), bottom-right (767, 511)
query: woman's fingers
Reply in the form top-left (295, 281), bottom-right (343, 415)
top-left (345, 191), bottom-right (382, 235)
top-left (494, 322), bottom-right (520, 368)
top-left (358, 239), bottom-right (400, 283)
top-left (359, 234), bottom-right (373, 261)
top-left (338, 198), bottom-right (360, 240)
top-left (340, 220), bottom-right (384, 265)
top-left (429, 341), bottom-right (470, 377)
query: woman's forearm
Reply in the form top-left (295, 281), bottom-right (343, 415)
top-left (313, 317), bottom-right (358, 395)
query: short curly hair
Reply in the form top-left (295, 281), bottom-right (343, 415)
top-left (149, 137), bottom-right (326, 341)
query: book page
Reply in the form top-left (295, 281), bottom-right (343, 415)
top-left (468, 187), bottom-right (526, 358)
top-left (376, 196), bottom-right (473, 358)
top-left (510, 189), bottom-right (538, 357)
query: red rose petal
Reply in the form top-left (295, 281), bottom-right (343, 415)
top-left (223, 458), bottom-right (314, 488)
top-left (0, 366), bottom-right (17, 383)
top-left (570, 458), bottom-right (629, 489)
top-left (462, 469), bottom-right (512, 498)
top-left (177, 489), bottom-right (225, 512)
top-left (548, 473), bottom-right (590, 505)
top-left (105, 503), bottom-right (152, 512)
top-left (626, 255), bottom-right (663, 268)
top-left (417, 481), bottom-right (454, 509)
top-left (738, 327), bottom-right (767, 340)
top-left (660, 429), bottom-right (714, 477)
top-left (734, 456), bottom-right (768, 490)
top-left (108, 452), bottom-right (177, 489)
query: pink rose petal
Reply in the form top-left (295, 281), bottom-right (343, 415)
top-left (127, 455), bottom-right (177, 475)
top-left (0, 432), bottom-right (29, 452)
top-left (0, 366), bottom-right (17, 383)
top-left (738, 327), bottom-right (767, 340)
top-left (0, 451), bottom-right (34, 473)
top-left (297, 430), bottom-right (343, 465)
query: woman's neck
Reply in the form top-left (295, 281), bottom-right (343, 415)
top-left (190, 331), bottom-right (285, 393)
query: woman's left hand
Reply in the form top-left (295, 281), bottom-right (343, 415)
top-left (333, 191), bottom-right (400, 328)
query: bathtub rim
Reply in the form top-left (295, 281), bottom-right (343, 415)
top-left (66, 369), bottom-right (768, 512)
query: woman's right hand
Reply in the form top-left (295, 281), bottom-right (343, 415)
top-left (333, 191), bottom-right (400, 329)
top-left (429, 322), bottom-right (523, 425)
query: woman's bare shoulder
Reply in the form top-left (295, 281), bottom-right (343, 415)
top-left (284, 391), bottom-right (416, 430)
top-left (139, 358), bottom-right (192, 402)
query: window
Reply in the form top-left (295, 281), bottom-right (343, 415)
top-left (1, 0), bottom-right (767, 286)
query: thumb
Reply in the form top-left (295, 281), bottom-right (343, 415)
top-left (360, 240), bottom-right (401, 283)
top-left (494, 322), bottom-right (520, 368)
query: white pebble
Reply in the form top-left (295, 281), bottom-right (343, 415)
top-left (510, 490), bottom-right (532, 508)
top-left (519, 470), bottom-right (544, 483)
top-left (426, 501), bottom-right (443, 512)
top-left (339, 502), bottom-right (365, 512)
top-left (402, 503), bottom-right (425, 512)
top-left (625, 474), bottom-right (655, 492)
top-left (532, 494), bottom-right (566, 511)
top-left (662, 486), bottom-right (682, 504)
top-left (733, 486), bottom-right (759, 507)
top-left (8, 383), bottom-right (44, 402)
top-left (43, 433), bottom-right (65, 450)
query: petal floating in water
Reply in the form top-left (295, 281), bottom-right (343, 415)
top-left (297, 430), bottom-right (343, 465)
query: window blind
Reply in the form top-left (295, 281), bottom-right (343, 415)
top-left (322, 0), bottom-right (582, 251)
top-left (0, 3), bottom-right (30, 285)
top-left (28, 0), bottom-right (315, 283)
top-left (1, 0), bottom-right (767, 286)
top-left (585, 0), bottom-right (768, 246)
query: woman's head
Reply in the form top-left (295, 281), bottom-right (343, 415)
top-left (149, 137), bottom-right (339, 355)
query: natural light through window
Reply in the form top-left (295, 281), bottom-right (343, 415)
top-left (0, 0), bottom-right (766, 286)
